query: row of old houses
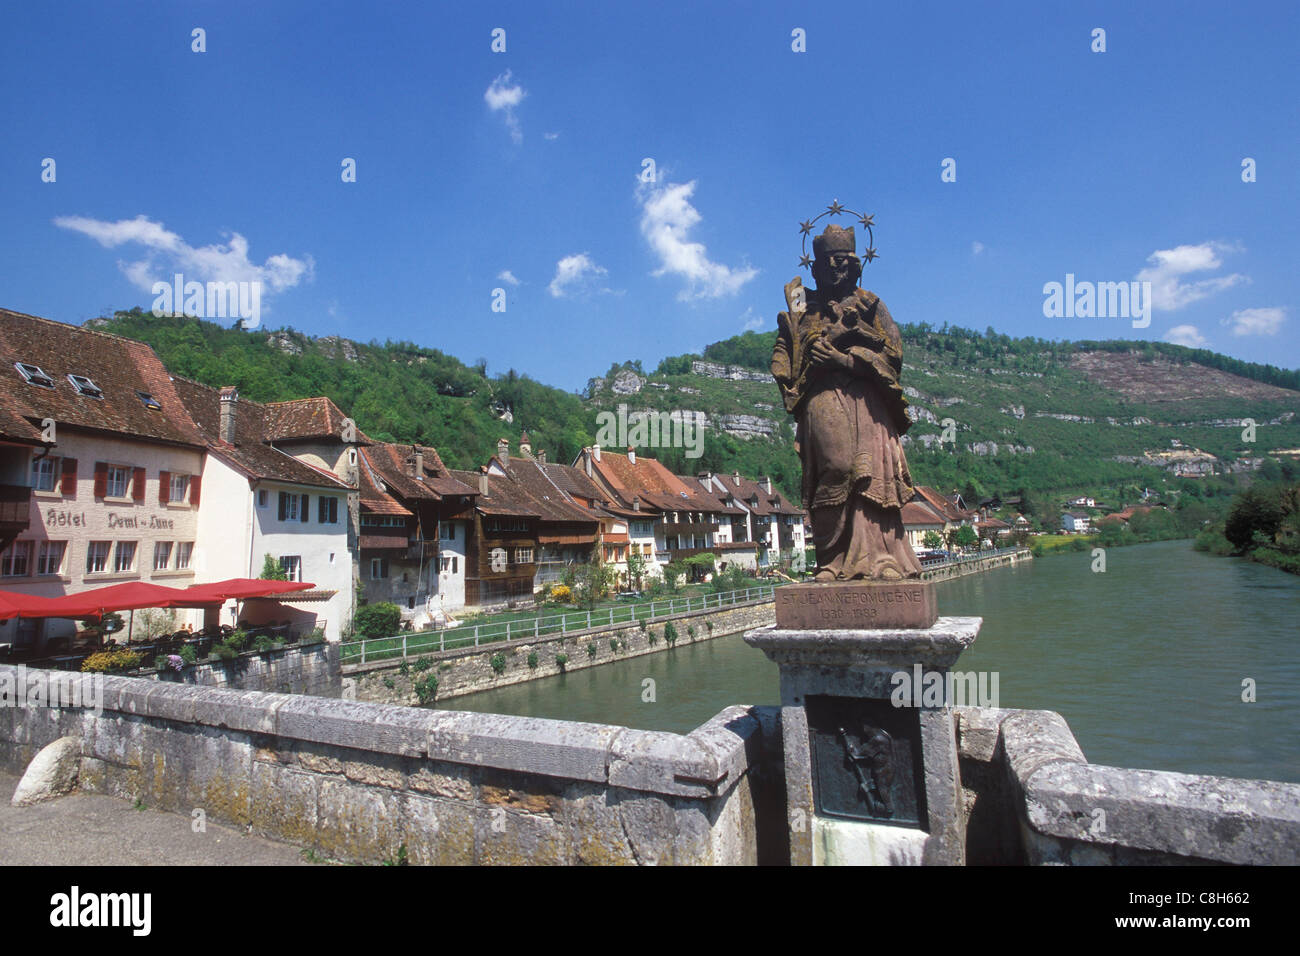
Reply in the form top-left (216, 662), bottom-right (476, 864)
top-left (1, 310), bottom-right (1031, 654)
top-left (0, 310), bottom-right (810, 652)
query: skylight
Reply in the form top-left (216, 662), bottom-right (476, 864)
top-left (15, 363), bottom-right (54, 388)
top-left (68, 374), bottom-right (103, 399)
top-left (136, 390), bottom-right (162, 411)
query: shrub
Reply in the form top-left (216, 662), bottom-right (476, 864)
top-left (224, 630), bottom-right (248, 651)
top-left (527, 651), bottom-right (539, 669)
top-left (548, 584), bottom-right (573, 604)
top-left (252, 635), bottom-right (276, 653)
top-left (354, 602), bottom-right (402, 639)
top-left (609, 637), bottom-right (619, 652)
top-left (80, 649), bottom-right (142, 673)
top-left (664, 622), bottom-right (678, 646)
top-left (489, 653), bottom-right (507, 674)
top-left (555, 653), bottom-right (569, 671)
top-left (382, 676), bottom-right (395, 689)
top-left (648, 630), bottom-right (658, 646)
top-left (209, 643), bottom-right (237, 662)
top-left (398, 660), bottom-right (410, 676)
top-left (706, 621), bottom-right (714, 634)
top-left (412, 656), bottom-right (432, 673)
top-left (414, 674), bottom-right (438, 704)
top-left (586, 642), bottom-right (597, 659)
top-left (178, 645), bottom-right (197, 667)
top-left (687, 625), bottom-right (696, 640)
top-left (299, 628), bottom-right (325, 646)
top-left (163, 654), bottom-right (185, 672)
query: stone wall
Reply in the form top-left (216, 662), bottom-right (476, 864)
top-left (140, 643), bottom-right (340, 698)
top-left (921, 548), bottom-right (1031, 583)
top-left (348, 600), bottom-right (775, 705)
top-left (955, 706), bottom-right (1300, 865)
top-left (0, 665), bottom-right (773, 866)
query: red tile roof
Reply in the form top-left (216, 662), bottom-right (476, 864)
top-left (264, 396), bottom-right (372, 444)
top-left (171, 377), bottom-right (351, 490)
top-left (0, 309), bottom-right (206, 448)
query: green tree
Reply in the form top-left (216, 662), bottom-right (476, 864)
top-left (922, 530), bottom-right (943, 550)
top-left (260, 553), bottom-right (289, 580)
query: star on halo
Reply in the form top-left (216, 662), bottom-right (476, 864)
top-left (858, 213), bottom-right (875, 228)
top-left (863, 247), bottom-right (879, 263)
top-left (799, 253), bottom-right (813, 269)
top-left (799, 219), bottom-right (814, 236)
top-left (826, 200), bottom-right (845, 216)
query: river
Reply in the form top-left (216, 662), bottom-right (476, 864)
top-left (441, 540), bottom-right (1300, 783)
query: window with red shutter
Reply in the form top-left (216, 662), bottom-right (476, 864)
top-left (159, 470), bottom-right (171, 505)
top-left (132, 467), bottom-right (146, 502)
top-left (60, 458), bottom-right (77, 497)
top-left (93, 462), bottom-right (108, 498)
top-left (189, 475), bottom-right (201, 507)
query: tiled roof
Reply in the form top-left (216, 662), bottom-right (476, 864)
top-left (448, 469), bottom-right (540, 517)
top-left (171, 377), bottom-right (351, 490)
top-left (0, 309), bottom-right (206, 447)
top-left (264, 396), bottom-right (373, 444)
top-left (902, 500), bottom-right (946, 526)
top-left (915, 486), bottom-right (970, 523)
top-left (499, 457), bottom-right (603, 525)
top-left (591, 452), bottom-right (720, 513)
top-left (361, 443), bottom-right (476, 502)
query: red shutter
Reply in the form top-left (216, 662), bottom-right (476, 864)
top-left (60, 458), bottom-right (77, 497)
top-left (158, 471), bottom-right (171, 504)
top-left (93, 462), bottom-right (108, 498)
top-left (189, 475), bottom-right (201, 507)
top-left (132, 467), bottom-right (146, 502)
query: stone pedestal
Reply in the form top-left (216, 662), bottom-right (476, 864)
top-left (744, 617), bottom-right (981, 865)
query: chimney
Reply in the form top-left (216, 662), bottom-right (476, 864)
top-left (219, 387), bottom-right (238, 444)
top-left (413, 448), bottom-right (424, 480)
top-left (537, 449), bottom-right (547, 464)
top-left (698, 471), bottom-right (713, 486)
top-left (633, 499), bottom-right (640, 511)
top-left (520, 432), bottom-right (532, 458)
top-left (497, 437), bottom-right (509, 461)
top-left (592, 444), bottom-right (601, 463)
top-left (583, 448), bottom-right (593, 477)
top-left (732, 471), bottom-right (741, 486)
top-left (478, 466), bottom-right (490, 497)
top-left (762, 475), bottom-right (773, 494)
top-left (627, 446), bottom-right (636, 465)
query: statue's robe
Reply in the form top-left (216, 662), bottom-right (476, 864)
top-left (772, 284), bottom-right (922, 580)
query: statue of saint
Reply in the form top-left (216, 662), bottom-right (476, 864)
top-left (772, 222), bottom-right (922, 581)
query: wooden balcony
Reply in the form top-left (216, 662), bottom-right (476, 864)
top-left (0, 483), bottom-right (32, 527)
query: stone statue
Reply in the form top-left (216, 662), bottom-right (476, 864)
top-left (772, 220), bottom-right (922, 581)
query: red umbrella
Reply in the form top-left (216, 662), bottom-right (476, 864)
top-left (178, 578), bottom-right (315, 604)
top-left (42, 582), bottom-right (195, 619)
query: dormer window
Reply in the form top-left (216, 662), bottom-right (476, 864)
top-left (136, 390), bottom-right (162, 410)
top-left (15, 363), bottom-right (54, 388)
top-left (68, 374), bottom-right (103, 399)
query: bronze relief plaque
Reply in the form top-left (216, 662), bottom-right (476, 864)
top-left (806, 695), bottom-right (927, 828)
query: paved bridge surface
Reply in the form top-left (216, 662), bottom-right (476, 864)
top-left (0, 771), bottom-right (313, 866)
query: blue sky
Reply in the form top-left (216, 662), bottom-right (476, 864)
top-left (1, 0), bottom-right (1295, 391)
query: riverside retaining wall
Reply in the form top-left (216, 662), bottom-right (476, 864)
top-left (921, 548), bottom-right (1032, 583)
top-left (141, 643), bottom-right (341, 698)
top-left (346, 599), bottom-right (776, 705)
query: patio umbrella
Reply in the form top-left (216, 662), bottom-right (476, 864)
top-left (177, 579), bottom-right (315, 604)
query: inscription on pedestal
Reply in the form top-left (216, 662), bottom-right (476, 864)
top-left (775, 581), bottom-right (938, 629)
top-left (806, 696), bottom-right (927, 827)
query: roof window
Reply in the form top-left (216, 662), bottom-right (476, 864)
top-left (68, 374), bottom-right (103, 399)
top-left (136, 390), bottom-right (162, 411)
top-left (15, 363), bottom-right (54, 388)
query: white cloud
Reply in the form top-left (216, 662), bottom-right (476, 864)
top-left (1224, 306), bottom-right (1285, 336)
top-left (484, 71), bottom-right (526, 144)
top-left (543, 131), bottom-right (559, 141)
top-left (497, 269), bottom-right (520, 287)
top-left (740, 306), bottom-right (765, 332)
top-left (637, 180), bottom-right (757, 301)
top-left (1136, 241), bottom-right (1247, 311)
top-left (548, 253), bottom-right (608, 298)
top-left (54, 214), bottom-right (313, 295)
top-left (971, 241), bottom-right (985, 256)
top-left (1164, 324), bottom-right (1208, 348)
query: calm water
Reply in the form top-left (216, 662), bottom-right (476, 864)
top-left (443, 540), bottom-right (1300, 783)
